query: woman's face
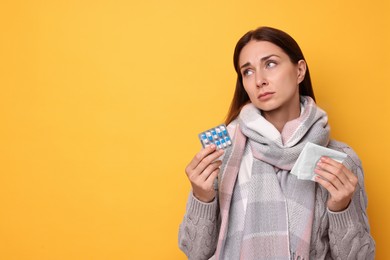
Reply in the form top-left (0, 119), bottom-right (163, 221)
top-left (238, 40), bottom-right (306, 117)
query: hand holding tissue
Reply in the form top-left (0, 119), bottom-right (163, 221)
top-left (291, 142), bottom-right (348, 181)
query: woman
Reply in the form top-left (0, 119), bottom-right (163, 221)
top-left (178, 26), bottom-right (375, 260)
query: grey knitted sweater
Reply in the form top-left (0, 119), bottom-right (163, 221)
top-left (178, 141), bottom-right (375, 260)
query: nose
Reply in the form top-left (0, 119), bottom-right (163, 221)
top-left (256, 71), bottom-right (268, 88)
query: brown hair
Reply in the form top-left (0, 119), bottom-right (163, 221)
top-left (225, 26), bottom-right (316, 124)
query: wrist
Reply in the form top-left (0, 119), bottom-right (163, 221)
top-left (327, 199), bottom-right (351, 212)
top-left (193, 191), bottom-right (215, 203)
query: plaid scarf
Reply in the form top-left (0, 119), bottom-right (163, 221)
top-left (215, 96), bottom-right (330, 260)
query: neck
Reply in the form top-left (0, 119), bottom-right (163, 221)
top-left (262, 101), bottom-right (301, 133)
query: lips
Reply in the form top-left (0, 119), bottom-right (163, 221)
top-left (258, 92), bottom-right (275, 100)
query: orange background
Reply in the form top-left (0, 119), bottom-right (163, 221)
top-left (0, 0), bottom-right (389, 259)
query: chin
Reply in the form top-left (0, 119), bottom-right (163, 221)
top-left (255, 104), bottom-right (278, 112)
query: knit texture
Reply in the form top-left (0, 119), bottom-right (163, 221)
top-left (178, 145), bottom-right (376, 260)
top-left (178, 143), bottom-right (376, 259)
top-left (216, 96), bottom-right (329, 260)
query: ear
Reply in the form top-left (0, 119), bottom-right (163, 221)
top-left (297, 60), bottom-right (307, 84)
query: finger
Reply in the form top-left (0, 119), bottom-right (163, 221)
top-left (198, 160), bottom-right (222, 182)
top-left (315, 162), bottom-right (357, 194)
top-left (339, 165), bottom-right (358, 184)
top-left (314, 173), bottom-right (338, 194)
top-left (186, 144), bottom-right (218, 174)
top-left (317, 158), bottom-right (349, 186)
top-left (318, 157), bottom-right (358, 189)
top-left (314, 167), bottom-right (344, 190)
top-left (315, 158), bottom-right (357, 196)
top-left (204, 168), bottom-right (219, 188)
top-left (194, 148), bottom-right (224, 176)
top-left (319, 156), bottom-right (342, 167)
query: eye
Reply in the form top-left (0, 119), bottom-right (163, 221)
top-left (242, 69), bottom-right (254, 77)
top-left (265, 61), bottom-right (277, 68)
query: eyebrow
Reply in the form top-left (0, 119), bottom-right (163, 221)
top-left (239, 54), bottom-right (280, 70)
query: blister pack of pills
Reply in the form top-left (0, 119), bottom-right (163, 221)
top-left (198, 124), bottom-right (232, 150)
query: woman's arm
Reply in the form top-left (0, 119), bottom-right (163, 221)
top-left (317, 142), bottom-right (376, 259)
top-left (178, 193), bottom-right (219, 260)
top-left (179, 122), bottom-right (236, 259)
top-left (327, 162), bottom-right (375, 259)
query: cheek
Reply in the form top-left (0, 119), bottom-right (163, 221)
top-left (287, 70), bottom-right (300, 85)
top-left (242, 79), bottom-right (254, 95)
top-left (278, 72), bottom-right (299, 90)
top-left (242, 86), bottom-right (255, 100)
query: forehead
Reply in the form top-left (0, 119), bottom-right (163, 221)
top-left (239, 40), bottom-right (287, 65)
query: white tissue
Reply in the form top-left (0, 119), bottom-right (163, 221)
top-left (291, 142), bottom-right (347, 181)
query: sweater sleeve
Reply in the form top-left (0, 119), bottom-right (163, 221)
top-left (326, 143), bottom-right (376, 259)
top-left (178, 192), bottom-right (220, 260)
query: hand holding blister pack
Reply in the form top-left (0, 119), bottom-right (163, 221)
top-left (198, 124), bottom-right (232, 191)
top-left (198, 124), bottom-right (232, 150)
top-left (291, 142), bottom-right (348, 181)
